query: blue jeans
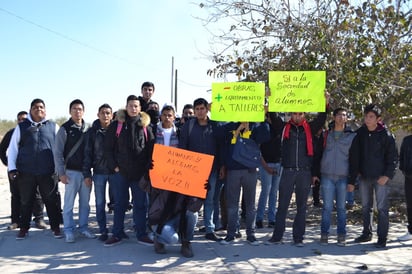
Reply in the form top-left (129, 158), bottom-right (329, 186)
top-left (63, 170), bottom-right (92, 234)
top-left (359, 178), bottom-right (389, 239)
top-left (213, 178), bottom-right (225, 229)
top-left (256, 163), bottom-right (282, 223)
top-left (204, 169), bottom-right (218, 233)
top-left (112, 172), bottom-right (149, 239)
top-left (272, 169), bottom-right (311, 242)
top-left (321, 176), bottom-right (348, 235)
top-left (93, 173), bottom-right (116, 234)
top-left (152, 210), bottom-right (198, 244)
top-left (226, 169), bottom-right (257, 238)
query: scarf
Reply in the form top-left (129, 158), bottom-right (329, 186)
top-left (283, 119), bottom-right (313, 156)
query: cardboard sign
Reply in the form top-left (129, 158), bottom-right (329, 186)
top-left (210, 82), bottom-right (265, 122)
top-left (268, 71), bottom-right (326, 112)
top-left (149, 144), bottom-right (214, 199)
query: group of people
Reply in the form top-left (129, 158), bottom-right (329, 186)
top-left (1, 81), bottom-right (411, 259)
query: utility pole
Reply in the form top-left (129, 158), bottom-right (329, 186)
top-left (170, 56), bottom-right (174, 104)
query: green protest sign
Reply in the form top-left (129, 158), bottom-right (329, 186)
top-left (268, 71), bottom-right (326, 112)
top-left (210, 82), bottom-right (265, 122)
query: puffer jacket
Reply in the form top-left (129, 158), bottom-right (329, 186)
top-left (104, 109), bottom-right (155, 181)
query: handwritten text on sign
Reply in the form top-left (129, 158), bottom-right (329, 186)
top-left (149, 144), bottom-right (214, 199)
top-left (210, 82), bottom-right (265, 122)
top-left (268, 71), bottom-right (326, 112)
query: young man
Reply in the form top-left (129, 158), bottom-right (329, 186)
top-left (7, 99), bottom-right (63, 240)
top-left (178, 98), bottom-right (222, 242)
top-left (104, 95), bottom-right (155, 247)
top-left (351, 104), bottom-right (398, 248)
top-left (255, 112), bottom-right (282, 229)
top-left (54, 99), bottom-right (96, 243)
top-left (0, 111), bottom-right (46, 230)
top-left (138, 81), bottom-right (156, 111)
top-left (83, 104), bottom-right (114, 241)
top-left (149, 105), bottom-right (199, 257)
top-left (398, 134), bottom-right (412, 241)
top-left (318, 108), bottom-right (357, 246)
top-left (266, 93), bottom-right (329, 247)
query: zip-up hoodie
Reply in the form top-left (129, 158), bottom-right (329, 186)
top-left (320, 126), bottom-right (357, 181)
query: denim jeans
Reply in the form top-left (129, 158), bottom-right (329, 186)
top-left (204, 169), bottom-right (218, 233)
top-left (63, 170), bottom-right (92, 234)
top-left (93, 173), bottom-right (116, 234)
top-left (271, 169), bottom-right (311, 242)
top-left (226, 169), bottom-right (257, 238)
top-left (111, 172), bottom-right (148, 239)
top-left (359, 178), bottom-right (389, 239)
top-left (256, 163), bottom-right (282, 223)
top-left (213, 178), bottom-right (225, 229)
top-left (321, 176), bottom-right (348, 235)
top-left (152, 210), bottom-right (198, 244)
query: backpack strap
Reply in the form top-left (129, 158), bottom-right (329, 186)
top-left (116, 121), bottom-right (123, 137)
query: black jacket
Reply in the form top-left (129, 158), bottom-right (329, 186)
top-left (399, 135), bottom-right (412, 176)
top-left (104, 111), bottom-right (154, 181)
top-left (271, 111), bottom-right (327, 169)
top-left (351, 123), bottom-right (398, 180)
top-left (83, 119), bottom-right (112, 178)
top-left (0, 128), bottom-right (14, 166)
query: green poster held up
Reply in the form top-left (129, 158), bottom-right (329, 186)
top-left (210, 82), bottom-right (265, 122)
top-left (268, 71), bottom-right (326, 112)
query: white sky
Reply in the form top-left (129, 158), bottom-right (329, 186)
top-left (0, 0), bottom-right (226, 122)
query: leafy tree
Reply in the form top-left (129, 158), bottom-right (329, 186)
top-left (198, 0), bottom-right (412, 130)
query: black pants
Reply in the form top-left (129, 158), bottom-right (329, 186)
top-left (18, 173), bottom-right (62, 230)
top-left (405, 175), bottom-right (412, 234)
top-left (9, 178), bottom-right (44, 224)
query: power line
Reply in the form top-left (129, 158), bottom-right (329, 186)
top-left (0, 6), bottom-right (139, 66)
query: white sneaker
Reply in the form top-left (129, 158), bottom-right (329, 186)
top-left (81, 230), bottom-right (97, 239)
top-left (397, 232), bottom-right (412, 241)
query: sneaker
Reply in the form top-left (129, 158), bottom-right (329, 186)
top-left (154, 239), bottom-right (166, 254)
top-left (354, 233), bottom-right (372, 243)
top-left (16, 228), bottom-right (29, 240)
top-left (181, 241), bottom-right (193, 258)
top-left (247, 235), bottom-right (260, 246)
top-left (294, 240), bottom-right (304, 247)
top-left (255, 220), bottom-right (263, 229)
top-left (104, 236), bottom-right (122, 247)
top-left (235, 231), bottom-right (242, 238)
top-left (346, 203), bottom-right (354, 210)
top-left (35, 219), bottom-right (47, 229)
top-left (267, 221), bottom-right (275, 228)
top-left (205, 232), bottom-right (222, 241)
top-left (53, 228), bottom-right (64, 239)
top-left (265, 238), bottom-right (283, 245)
top-left (398, 232), bottom-right (412, 241)
top-left (337, 234), bottom-right (346, 247)
top-left (98, 233), bottom-right (109, 242)
top-left (65, 233), bottom-right (75, 243)
top-left (374, 238), bottom-right (387, 248)
top-left (320, 234), bottom-right (328, 246)
top-left (8, 223), bottom-right (19, 230)
top-left (220, 236), bottom-right (235, 245)
top-left (138, 235), bottom-right (154, 246)
top-left (81, 230), bottom-right (97, 239)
